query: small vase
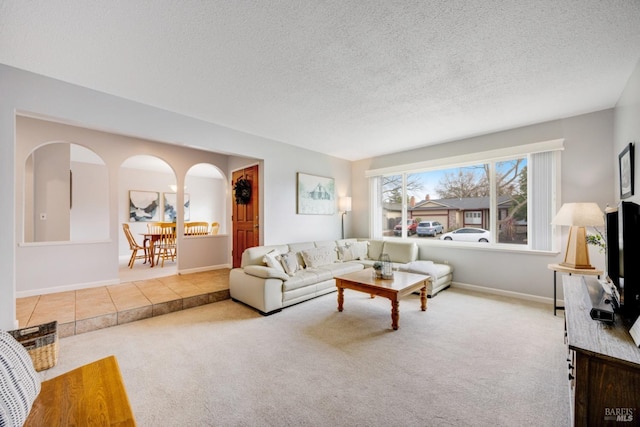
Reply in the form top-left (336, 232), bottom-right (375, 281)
top-left (379, 253), bottom-right (393, 279)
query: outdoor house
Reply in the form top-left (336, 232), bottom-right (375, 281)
top-left (383, 195), bottom-right (523, 241)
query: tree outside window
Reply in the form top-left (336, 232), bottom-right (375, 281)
top-left (380, 157), bottom-right (528, 244)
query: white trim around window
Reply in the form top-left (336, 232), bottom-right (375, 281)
top-left (364, 139), bottom-right (564, 178)
top-left (366, 138), bottom-right (564, 252)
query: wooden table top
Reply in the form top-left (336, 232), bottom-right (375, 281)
top-left (564, 275), bottom-right (640, 366)
top-left (25, 355), bottom-right (136, 426)
top-left (548, 263), bottom-right (603, 276)
top-left (335, 268), bottom-right (430, 292)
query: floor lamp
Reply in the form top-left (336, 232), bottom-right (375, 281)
top-left (551, 202), bottom-right (604, 269)
top-left (339, 197), bottom-right (352, 239)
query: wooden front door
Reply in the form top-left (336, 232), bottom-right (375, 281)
top-left (232, 165), bottom-right (259, 268)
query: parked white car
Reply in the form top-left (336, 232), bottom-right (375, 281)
top-left (440, 227), bottom-right (491, 243)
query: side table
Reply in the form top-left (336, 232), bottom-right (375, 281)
top-left (547, 263), bottom-right (603, 316)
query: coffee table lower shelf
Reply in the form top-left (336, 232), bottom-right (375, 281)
top-left (335, 268), bottom-right (431, 330)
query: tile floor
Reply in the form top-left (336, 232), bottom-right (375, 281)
top-left (16, 259), bottom-right (231, 338)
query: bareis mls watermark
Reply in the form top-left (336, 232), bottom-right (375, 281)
top-left (604, 407), bottom-right (635, 422)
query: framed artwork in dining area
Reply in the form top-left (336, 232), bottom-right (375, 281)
top-left (129, 190), bottom-right (160, 222)
top-left (163, 192), bottom-right (190, 222)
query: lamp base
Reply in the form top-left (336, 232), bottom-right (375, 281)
top-left (560, 226), bottom-right (595, 270)
top-left (558, 262), bottom-right (596, 270)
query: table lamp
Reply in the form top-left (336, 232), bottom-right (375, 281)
top-left (551, 202), bottom-right (604, 269)
top-left (339, 197), bottom-right (352, 239)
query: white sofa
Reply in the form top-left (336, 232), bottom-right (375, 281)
top-left (352, 239), bottom-right (453, 296)
top-left (229, 238), bottom-right (453, 315)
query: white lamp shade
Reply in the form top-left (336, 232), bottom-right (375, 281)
top-left (552, 202), bottom-right (603, 270)
top-left (339, 197), bottom-right (352, 212)
top-left (551, 203), bottom-right (604, 227)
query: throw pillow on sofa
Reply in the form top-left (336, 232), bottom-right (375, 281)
top-left (263, 249), bottom-right (286, 273)
top-left (346, 241), bottom-right (369, 260)
top-left (277, 252), bottom-right (300, 276)
top-left (301, 247), bottom-right (336, 268)
top-left (336, 245), bottom-right (356, 262)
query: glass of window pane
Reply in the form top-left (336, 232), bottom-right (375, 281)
top-left (495, 158), bottom-right (527, 245)
top-left (381, 174), bottom-right (403, 236)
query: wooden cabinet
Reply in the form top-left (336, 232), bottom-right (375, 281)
top-left (563, 276), bottom-right (640, 426)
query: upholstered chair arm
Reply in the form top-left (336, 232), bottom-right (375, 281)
top-left (243, 265), bottom-right (290, 281)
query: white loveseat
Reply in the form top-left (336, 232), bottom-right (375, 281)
top-left (229, 238), bottom-right (453, 315)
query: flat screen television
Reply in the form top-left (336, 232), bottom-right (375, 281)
top-left (606, 201), bottom-right (640, 323)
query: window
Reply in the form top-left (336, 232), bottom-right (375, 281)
top-left (495, 158), bottom-right (527, 244)
top-left (465, 211), bottom-right (482, 225)
top-left (366, 140), bottom-right (562, 250)
top-left (380, 174), bottom-right (404, 236)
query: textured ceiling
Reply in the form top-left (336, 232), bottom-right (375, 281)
top-left (2, 1), bottom-right (640, 161)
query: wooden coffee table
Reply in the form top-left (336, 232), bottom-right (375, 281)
top-left (335, 268), bottom-right (431, 330)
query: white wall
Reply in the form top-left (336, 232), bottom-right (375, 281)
top-left (351, 109), bottom-right (615, 300)
top-left (0, 64), bottom-right (351, 329)
top-left (33, 143), bottom-right (70, 241)
top-left (614, 59), bottom-right (640, 206)
top-left (70, 160), bottom-right (109, 241)
top-left (183, 174), bottom-right (226, 232)
top-left (23, 144), bottom-right (110, 242)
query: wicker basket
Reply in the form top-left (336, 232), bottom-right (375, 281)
top-left (8, 321), bottom-right (59, 372)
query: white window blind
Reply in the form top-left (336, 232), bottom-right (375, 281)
top-left (529, 150), bottom-right (556, 251)
top-left (370, 177), bottom-right (382, 239)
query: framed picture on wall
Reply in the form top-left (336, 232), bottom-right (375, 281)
top-left (297, 172), bottom-right (335, 215)
top-left (619, 142), bottom-right (635, 199)
top-left (129, 190), bottom-right (160, 222)
top-left (164, 193), bottom-right (190, 222)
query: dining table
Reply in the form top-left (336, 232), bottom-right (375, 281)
top-left (140, 232), bottom-right (162, 267)
top-left (141, 229), bottom-right (201, 267)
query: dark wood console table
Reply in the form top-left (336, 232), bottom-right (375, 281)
top-left (563, 275), bottom-right (640, 426)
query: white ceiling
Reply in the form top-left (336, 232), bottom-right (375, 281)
top-left (2, 1), bottom-right (640, 161)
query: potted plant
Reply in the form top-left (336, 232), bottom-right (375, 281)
top-left (372, 261), bottom-right (383, 278)
top-left (586, 229), bottom-right (606, 253)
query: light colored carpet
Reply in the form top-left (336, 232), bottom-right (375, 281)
top-left (40, 287), bottom-right (569, 426)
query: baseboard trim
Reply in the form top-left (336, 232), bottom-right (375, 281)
top-left (178, 264), bottom-right (231, 275)
top-left (16, 278), bottom-right (120, 298)
top-left (451, 282), bottom-right (556, 306)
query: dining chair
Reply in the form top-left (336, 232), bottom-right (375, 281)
top-left (210, 222), bottom-right (220, 235)
top-left (155, 223), bottom-right (177, 267)
top-left (185, 221), bottom-right (209, 236)
top-left (145, 222), bottom-right (167, 266)
top-left (147, 222), bottom-right (164, 235)
top-left (122, 223), bottom-right (146, 268)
